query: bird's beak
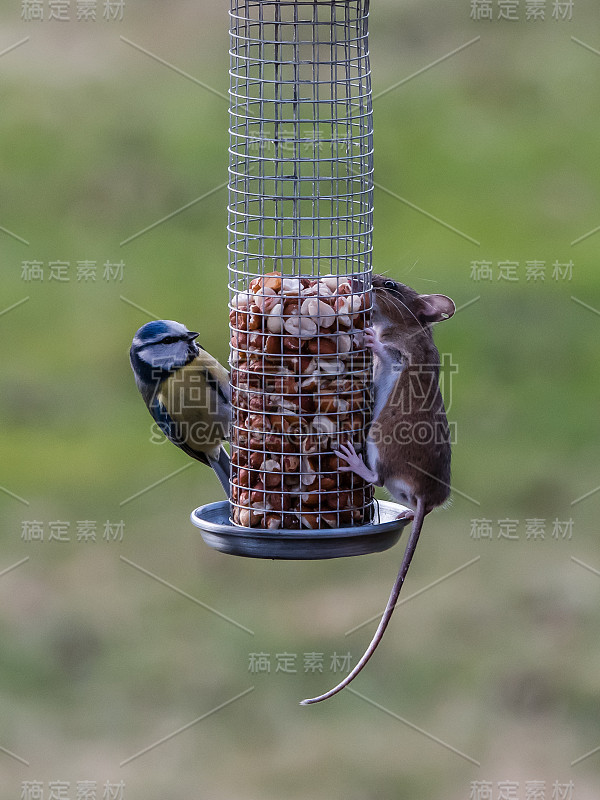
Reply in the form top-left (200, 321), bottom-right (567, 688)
top-left (187, 331), bottom-right (199, 341)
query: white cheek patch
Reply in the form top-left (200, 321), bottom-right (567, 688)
top-left (137, 344), bottom-right (155, 364)
top-left (139, 342), bottom-right (187, 370)
top-left (151, 344), bottom-right (177, 364)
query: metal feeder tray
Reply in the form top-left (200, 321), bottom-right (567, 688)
top-left (191, 500), bottom-right (410, 560)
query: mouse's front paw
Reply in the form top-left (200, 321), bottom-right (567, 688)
top-left (334, 442), bottom-right (360, 471)
top-left (334, 442), bottom-right (378, 484)
top-left (363, 327), bottom-right (383, 356)
top-left (363, 326), bottom-right (376, 346)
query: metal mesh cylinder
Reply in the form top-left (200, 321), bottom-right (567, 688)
top-left (228, 0), bottom-right (375, 530)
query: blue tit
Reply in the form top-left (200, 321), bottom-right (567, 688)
top-left (129, 320), bottom-right (231, 497)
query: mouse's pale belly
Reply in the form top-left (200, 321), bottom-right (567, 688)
top-left (384, 476), bottom-right (417, 510)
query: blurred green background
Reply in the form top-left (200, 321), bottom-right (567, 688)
top-left (1, 0), bottom-right (599, 797)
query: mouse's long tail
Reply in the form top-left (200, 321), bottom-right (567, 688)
top-left (300, 497), bottom-right (427, 706)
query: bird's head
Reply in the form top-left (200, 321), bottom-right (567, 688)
top-left (130, 320), bottom-right (200, 384)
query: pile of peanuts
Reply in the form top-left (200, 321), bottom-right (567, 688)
top-left (229, 271), bottom-right (374, 530)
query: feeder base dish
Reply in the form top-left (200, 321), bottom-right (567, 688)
top-left (190, 501), bottom-right (410, 560)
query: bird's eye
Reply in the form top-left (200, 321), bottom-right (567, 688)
top-left (161, 336), bottom-right (179, 344)
top-left (384, 280), bottom-right (397, 291)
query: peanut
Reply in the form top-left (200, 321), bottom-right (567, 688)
top-left (230, 273), bottom-right (373, 529)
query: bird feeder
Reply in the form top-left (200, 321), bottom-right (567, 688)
top-left (191, 0), bottom-right (410, 558)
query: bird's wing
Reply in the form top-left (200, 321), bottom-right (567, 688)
top-left (159, 353), bottom-right (231, 448)
top-left (197, 347), bottom-right (231, 410)
top-left (148, 392), bottom-right (211, 468)
top-left (151, 392), bottom-right (230, 496)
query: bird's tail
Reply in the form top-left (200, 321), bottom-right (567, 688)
top-left (208, 446), bottom-right (231, 498)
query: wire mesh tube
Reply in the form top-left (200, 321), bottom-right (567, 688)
top-left (228, 0), bottom-right (375, 530)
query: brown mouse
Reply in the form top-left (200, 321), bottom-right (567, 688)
top-left (301, 275), bottom-right (456, 705)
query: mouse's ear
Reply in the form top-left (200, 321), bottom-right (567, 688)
top-left (419, 294), bottom-right (456, 323)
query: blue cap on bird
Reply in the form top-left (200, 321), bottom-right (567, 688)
top-left (132, 320), bottom-right (199, 345)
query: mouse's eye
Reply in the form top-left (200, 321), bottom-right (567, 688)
top-left (161, 336), bottom-right (179, 345)
top-left (384, 280), bottom-right (397, 291)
